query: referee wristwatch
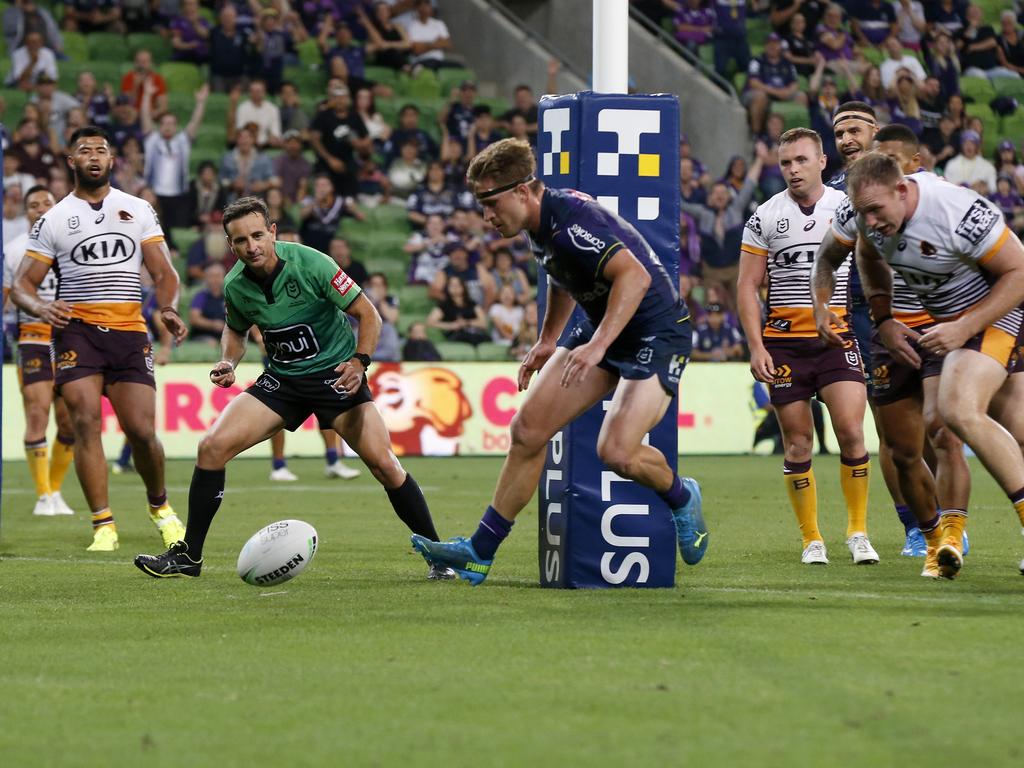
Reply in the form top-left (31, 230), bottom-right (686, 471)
top-left (351, 353), bottom-right (372, 370)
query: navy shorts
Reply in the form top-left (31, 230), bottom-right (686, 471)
top-left (564, 315), bottom-right (692, 396)
top-left (868, 324), bottom-right (944, 406)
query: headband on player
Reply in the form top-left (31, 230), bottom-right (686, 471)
top-left (475, 175), bottom-right (535, 200)
top-left (833, 112), bottom-right (877, 129)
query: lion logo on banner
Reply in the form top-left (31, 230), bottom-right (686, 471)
top-left (368, 365), bottom-right (473, 455)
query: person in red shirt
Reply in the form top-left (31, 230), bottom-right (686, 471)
top-left (120, 48), bottom-right (167, 114)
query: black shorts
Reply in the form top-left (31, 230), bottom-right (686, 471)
top-left (564, 315), bottom-right (692, 396)
top-left (53, 320), bottom-right (155, 391)
top-left (246, 368), bottom-right (374, 431)
top-left (765, 334), bottom-right (866, 406)
top-left (18, 343), bottom-right (54, 387)
top-left (868, 324), bottom-right (944, 406)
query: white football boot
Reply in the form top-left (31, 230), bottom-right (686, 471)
top-left (801, 540), bottom-right (829, 565)
top-left (847, 533), bottom-right (879, 564)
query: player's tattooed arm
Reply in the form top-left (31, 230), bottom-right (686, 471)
top-left (11, 256), bottom-right (71, 327)
top-left (811, 230), bottom-right (853, 348)
top-left (856, 234), bottom-right (922, 368)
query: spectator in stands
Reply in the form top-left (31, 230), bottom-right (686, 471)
top-left (879, 35), bottom-right (926, 89)
top-left (743, 33), bottom-right (805, 135)
top-left (916, 74), bottom-right (946, 137)
top-left (925, 0), bottom-right (967, 39)
top-left (817, 3), bottom-right (860, 80)
top-left (447, 207), bottom-right (486, 255)
top-left (711, 0), bottom-right (751, 79)
top-left (994, 139), bottom-right (1024, 190)
top-left (6, 31), bottom-right (57, 91)
top-left (991, 174), bottom-right (1024, 232)
top-left (405, 212), bottom-right (455, 284)
top-left (500, 84), bottom-right (539, 139)
top-left (327, 236), bottom-right (369, 286)
top-left (466, 105), bottom-right (503, 160)
top-left (299, 173), bottom-right (362, 253)
top-left (850, 64), bottom-right (893, 122)
top-left (209, 3), bottom-right (248, 93)
top-left (997, 10), bottom-right (1024, 77)
top-left (488, 284), bottom-right (524, 347)
top-left (108, 94), bottom-right (145, 153)
top-left (490, 248), bottom-right (531, 305)
top-left (187, 261), bottom-right (227, 344)
top-left (141, 81), bottom-right (208, 231)
top-left (354, 86), bottom-right (392, 148)
top-left (63, 0), bottom-right (124, 34)
top-left (440, 132), bottom-right (470, 188)
top-left (783, 13), bottom-right (818, 76)
top-left (61, 106), bottom-right (88, 150)
top-left (169, 0), bottom-right (212, 65)
top-left (274, 129), bottom-right (313, 206)
top-left (3, 0), bottom-right (63, 54)
top-left (675, 0), bottom-right (715, 56)
top-left (30, 74), bottom-right (81, 147)
top-left (185, 216), bottom-right (234, 285)
top-left (505, 113), bottom-right (534, 149)
top-left (427, 274), bottom-right (489, 346)
top-left (680, 144), bottom-right (766, 309)
top-left (9, 117), bottom-right (57, 182)
top-left (362, 1), bottom-right (412, 71)
top-left (308, 80), bottom-right (371, 199)
top-left (187, 160), bottom-right (229, 228)
top-left (679, 211), bottom-right (701, 294)
top-left (407, 159), bottom-right (458, 227)
top-left (403, 321), bottom-right (441, 362)
top-left (925, 114), bottom-right (960, 166)
top-left (3, 185), bottom-right (28, 245)
top-left (319, 17), bottom-right (366, 83)
top-left (429, 242), bottom-right (495, 308)
top-left (362, 272), bottom-right (402, 362)
top-left (356, 155), bottom-right (392, 206)
top-left (406, 0), bottom-right (453, 70)
top-left (944, 91), bottom-right (968, 129)
top-left (75, 70), bottom-right (112, 128)
top-left (278, 81), bottom-right (311, 134)
top-left (121, 49), bottom-right (168, 115)
top-left (959, 4), bottom-right (1020, 81)
top-left (770, 0), bottom-right (825, 36)
top-left (691, 302), bottom-right (745, 361)
top-left (757, 113), bottom-right (788, 197)
top-left (851, 0), bottom-right (898, 49)
top-left (889, 73), bottom-right (924, 136)
top-left (928, 29), bottom-right (961, 97)
top-left (20, 100), bottom-right (55, 148)
top-left (387, 138), bottom-right (428, 199)
top-left (509, 301), bottom-right (539, 360)
top-left (236, 79), bottom-right (283, 149)
top-left (264, 187), bottom-right (296, 230)
top-left (680, 157), bottom-right (707, 205)
top-left (385, 103), bottom-right (438, 166)
top-left (3, 153), bottom-right (36, 196)
top-left (896, 0), bottom-right (927, 50)
top-left (219, 125), bottom-right (280, 202)
top-left (943, 129), bottom-right (997, 191)
top-left (444, 80), bottom-right (478, 147)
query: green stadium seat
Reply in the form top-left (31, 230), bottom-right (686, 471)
top-left (127, 33), bottom-right (173, 62)
top-left (167, 91), bottom-right (198, 120)
top-left (365, 65), bottom-right (399, 89)
top-left (366, 255), bottom-right (407, 286)
top-left (861, 47), bottom-right (885, 66)
top-left (169, 227), bottom-right (201, 256)
top-left (159, 61), bottom-right (204, 94)
top-left (746, 17), bottom-right (770, 49)
top-left (283, 66), bottom-right (325, 96)
top-left (771, 101), bottom-right (810, 131)
top-left (959, 76), bottom-right (994, 104)
top-left (397, 284), bottom-right (433, 316)
top-left (202, 92), bottom-right (231, 124)
top-left (173, 341), bottom-right (222, 363)
top-left (1, 88), bottom-right (28, 120)
top-left (475, 342), bottom-right (511, 362)
top-left (436, 341), bottom-right (478, 361)
top-left (87, 32), bottom-right (129, 62)
top-left (992, 77), bottom-right (1024, 101)
top-left (398, 68), bottom-right (440, 99)
top-left (1000, 114), bottom-right (1024, 143)
top-left (368, 203), bottom-right (410, 229)
top-left (436, 67), bottom-right (475, 97)
top-left (62, 31), bottom-right (89, 62)
top-left (189, 147), bottom-right (224, 174)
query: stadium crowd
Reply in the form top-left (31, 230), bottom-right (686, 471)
top-left (1, 0), bottom-right (1023, 368)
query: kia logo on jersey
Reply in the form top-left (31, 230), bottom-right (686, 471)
top-left (70, 233), bottom-right (137, 266)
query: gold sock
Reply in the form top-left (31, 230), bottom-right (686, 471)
top-left (1012, 490), bottom-right (1024, 528)
top-left (25, 440), bottom-right (51, 498)
top-left (49, 436), bottom-right (74, 492)
top-left (840, 455), bottom-right (870, 537)
top-left (91, 508), bottom-right (115, 530)
top-left (785, 461), bottom-right (820, 547)
top-left (940, 510), bottom-right (967, 548)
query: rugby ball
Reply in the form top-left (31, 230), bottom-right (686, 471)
top-left (237, 520), bottom-right (318, 587)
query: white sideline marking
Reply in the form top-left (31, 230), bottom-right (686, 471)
top-left (2, 484), bottom-right (444, 496)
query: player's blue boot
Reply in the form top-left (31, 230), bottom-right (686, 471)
top-left (901, 527), bottom-right (927, 557)
top-left (672, 477), bottom-right (707, 565)
top-left (962, 531), bottom-right (970, 556)
top-left (411, 535), bottom-right (492, 586)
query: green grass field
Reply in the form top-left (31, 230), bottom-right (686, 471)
top-left (3, 454), bottom-right (1023, 767)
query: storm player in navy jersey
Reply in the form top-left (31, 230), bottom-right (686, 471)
top-left (410, 138), bottom-right (705, 585)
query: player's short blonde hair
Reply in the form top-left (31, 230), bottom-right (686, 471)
top-left (846, 153), bottom-right (903, 196)
top-left (779, 127), bottom-right (823, 156)
top-left (466, 138), bottom-right (541, 195)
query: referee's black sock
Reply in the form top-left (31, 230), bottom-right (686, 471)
top-left (386, 472), bottom-right (439, 541)
top-left (183, 466), bottom-right (226, 558)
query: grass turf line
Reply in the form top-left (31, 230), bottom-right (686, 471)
top-left (2, 455), bottom-right (1023, 767)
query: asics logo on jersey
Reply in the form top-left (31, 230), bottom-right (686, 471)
top-left (567, 223), bottom-right (606, 253)
top-left (70, 234), bottom-right (136, 266)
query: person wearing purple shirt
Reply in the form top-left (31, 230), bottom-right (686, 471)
top-left (170, 0), bottom-right (212, 64)
top-left (188, 262), bottom-right (227, 344)
top-left (817, 3), bottom-right (855, 63)
top-left (323, 20), bottom-right (366, 80)
top-left (851, 0), bottom-right (898, 48)
top-left (410, 137), bottom-right (707, 585)
top-left (713, 0), bottom-right (752, 79)
top-left (250, 8), bottom-right (289, 93)
top-left (991, 175), bottom-right (1024, 227)
top-left (744, 33), bottom-right (803, 134)
top-left (675, 0), bottom-right (716, 55)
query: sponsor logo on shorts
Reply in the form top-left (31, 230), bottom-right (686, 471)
top-left (263, 324), bottom-right (320, 363)
top-left (255, 373), bottom-right (281, 392)
top-left (70, 234), bottom-right (137, 266)
top-left (773, 363), bottom-right (793, 388)
top-left (331, 269), bottom-right (354, 296)
top-left (22, 356), bottom-right (43, 373)
top-left (324, 378), bottom-right (350, 399)
top-left (636, 346), bottom-right (654, 365)
top-left (567, 223), bottom-right (606, 253)
top-left (144, 343), bottom-right (154, 372)
top-left (955, 200), bottom-right (1000, 246)
top-left (873, 364), bottom-right (890, 390)
top-left (56, 350), bottom-right (77, 370)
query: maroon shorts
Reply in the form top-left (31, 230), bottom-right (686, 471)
top-left (17, 343), bottom-right (54, 387)
top-left (53, 320), bottom-right (155, 391)
top-left (868, 324), bottom-right (944, 406)
top-left (766, 334), bottom-right (866, 406)
top-left (961, 325), bottom-right (1019, 373)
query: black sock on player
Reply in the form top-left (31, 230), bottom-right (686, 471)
top-left (182, 466), bottom-right (226, 558)
top-left (386, 472), bottom-right (440, 541)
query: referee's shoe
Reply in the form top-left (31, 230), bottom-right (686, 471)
top-left (134, 541), bottom-right (203, 578)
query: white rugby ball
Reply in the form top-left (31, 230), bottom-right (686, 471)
top-left (237, 519), bottom-right (318, 587)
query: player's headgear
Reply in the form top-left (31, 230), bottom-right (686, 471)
top-left (467, 138), bottom-right (540, 199)
top-left (832, 101), bottom-right (877, 129)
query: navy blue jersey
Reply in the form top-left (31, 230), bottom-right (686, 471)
top-left (825, 170), bottom-right (864, 300)
top-left (530, 188), bottom-right (685, 340)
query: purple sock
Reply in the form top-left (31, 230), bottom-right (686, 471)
top-left (920, 513), bottom-right (941, 533)
top-left (325, 448), bottom-right (338, 465)
top-left (147, 491), bottom-right (167, 509)
top-left (272, 458), bottom-right (286, 471)
top-left (118, 443), bottom-right (132, 466)
top-left (895, 504), bottom-right (917, 533)
top-left (659, 475), bottom-right (691, 510)
top-left (470, 506), bottom-right (513, 560)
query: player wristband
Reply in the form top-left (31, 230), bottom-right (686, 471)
top-left (351, 353), bottom-right (372, 370)
top-left (872, 314), bottom-right (893, 328)
top-left (160, 306), bottom-right (180, 315)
